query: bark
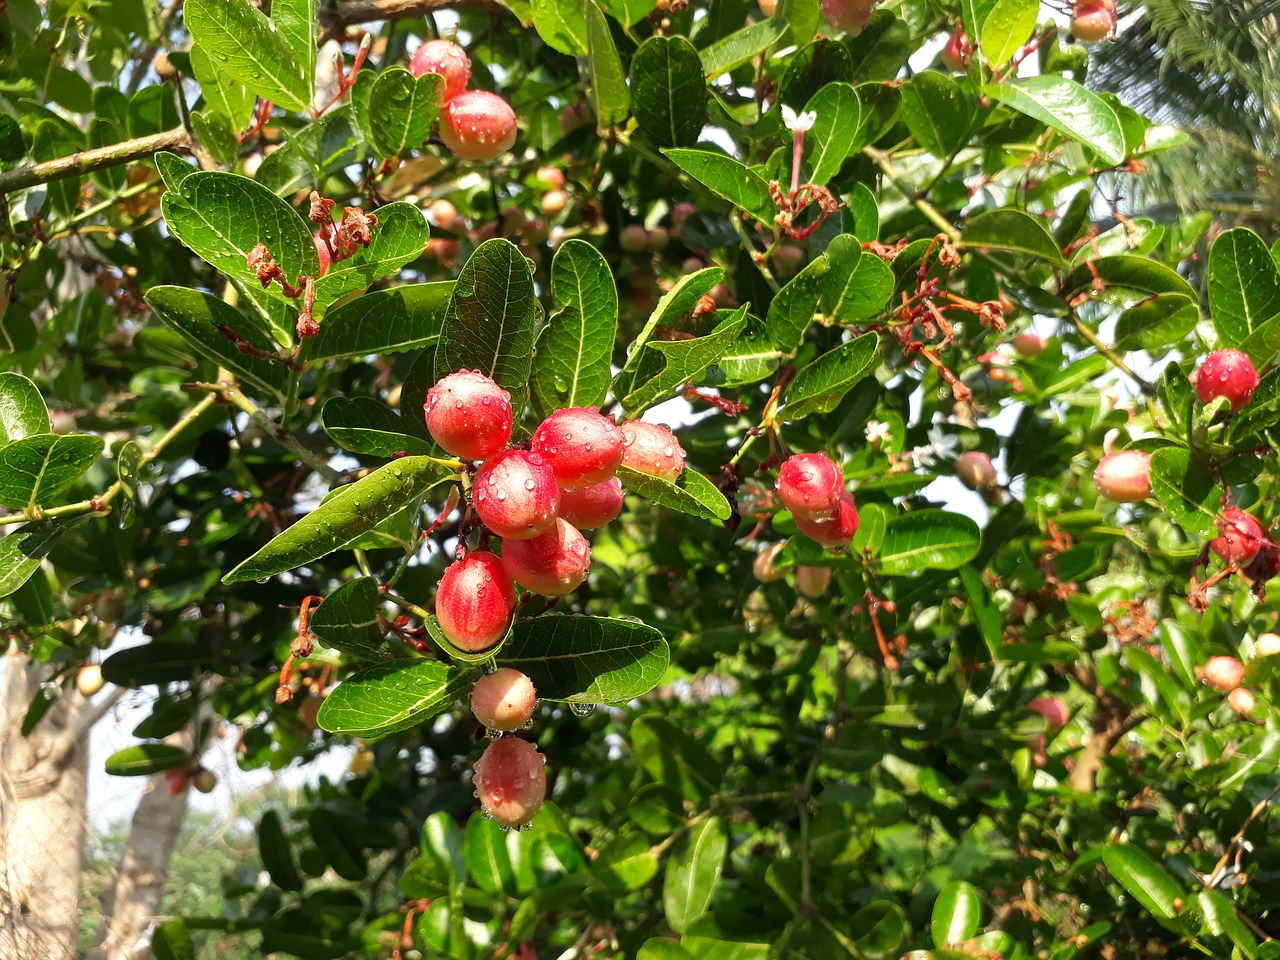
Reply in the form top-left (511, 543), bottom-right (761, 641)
top-left (0, 127), bottom-right (192, 196)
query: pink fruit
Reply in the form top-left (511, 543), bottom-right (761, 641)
top-left (409, 39), bottom-right (471, 101)
top-left (1195, 349), bottom-right (1259, 412)
top-left (532, 407), bottom-right (625, 488)
top-left (536, 166), bottom-right (566, 189)
top-left (558, 477), bottom-right (624, 530)
top-left (620, 421), bottom-right (685, 482)
top-left (1256, 632), bottom-right (1280, 657)
top-left (1209, 506), bottom-right (1265, 566)
top-left (796, 566), bottom-right (831, 598)
top-left (429, 198), bottom-right (463, 230)
top-left (941, 30), bottom-right (971, 72)
top-left (424, 237), bottom-right (459, 262)
top-left (439, 90), bottom-right (518, 162)
top-left (424, 370), bottom-right (513, 460)
top-left (473, 736), bottom-right (546, 828)
top-left (471, 668), bottom-right (537, 731)
top-left (1013, 332), bottom-right (1046, 357)
top-left (1204, 655), bottom-right (1245, 692)
top-left (1029, 697), bottom-right (1070, 731)
top-left (619, 224), bottom-right (649, 254)
top-left (955, 451), bottom-right (997, 491)
top-left (436, 551), bottom-right (517, 651)
top-left (314, 234), bottom-right (332, 277)
top-left (559, 102), bottom-right (592, 136)
top-left (1228, 687), bottom-right (1258, 719)
top-left (1071, 1), bottom-right (1113, 42)
top-left (163, 769), bottom-right (190, 796)
top-left (777, 453), bottom-right (844, 520)
top-left (501, 519), bottom-right (591, 595)
top-left (474, 450), bottom-right (561, 541)
top-left (753, 542), bottom-right (787, 583)
top-left (823, 0), bottom-right (876, 35)
top-left (671, 202), bottom-right (697, 235)
top-left (793, 492), bottom-right (860, 549)
top-left (1094, 450), bottom-right (1151, 503)
top-left (759, 0), bottom-right (777, 15)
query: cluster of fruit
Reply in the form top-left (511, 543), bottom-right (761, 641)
top-left (423, 369), bottom-right (684, 827)
top-left (408, 40), bottom-right (517, 162)
top-left (1200, 633), bottom-right (1280, 721)
top-left (759, 0), bottom-right (880, 36)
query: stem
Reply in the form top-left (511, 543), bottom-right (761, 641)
top-left (863, 146), bottom-right (960, 241)
top-left (0, 127), bottom-right (193, 196)
top-left (384, 591), bottom-right (433, 621)
top-left (1069, 312), bottom-right (1154, 394)
top-left (212, 381), bottom-right (339, 481)
top-left (731, 214), bottom-right (780, 294)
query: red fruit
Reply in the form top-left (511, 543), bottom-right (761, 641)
top-left (76, 664), bottom-right (104, 697)
top-left (409, 39), bottom-right (471, 101)
top-left (793, 492), bottom-right (860, 549)
top-left (532, 407), bottom-right (625, 488)
top-left (558, 477), bottom-right (624, 530)
top-left (471, 668), bottom-right (537, 731)
top-left (1028, 697), bottom-right (1070, 732)
top-left (192, 769), bottom-right (217, 793)
top-left (671, 202), bottom-right (697, 235)
top-left (941, 31), bottom-right (971, 71)
top-left (1256, 632), bottom-right (1280, 657)
top-left (424, 237), bottom-right (459, 263)
top-left (1094, 450), bottom-right (1151, 503)
top-left (473, 736), bottom-right (546, 829)
top-left (1013, 332), bottom-right (1046, 357)
top-left (620, 421), bottom-right (685, 482)
top-left (1204, 655), bottom-right (1245, 693)
top-left (1195, 349), bottom-right (1259, 412)
top-left (424, 369), bottom-right (514, 461)
top-left (429, 198), bottom-right (463, 231)
top-left (619, 224), bottom-right (649, 254)
top-left (440, 90), bottom-right (518, 162)
top-left (559, 102), bottom-right (592, 136)
top-left (1071, 1), bottom-right (1113, 41)
top-left (777, 453), bottom-right (844, 520)
top-left (501, 519), bottom-right (591, 595)
top-left (955, 451), bottom-right (997, 491)
top-left (796, 566), bottom-right (831, 598)
top-left (163, 769), bottom-right (189, 796)
top-left (1229, 687), bottom-right (1258, 719)
top-left (436, 551), bottom-right (517, 651)
top-left (314, 234), bottom-right (331, 277)
top-left (1209, 506), bottom-right (1265, 566)
top-left (823, 0), bottom-right (876, 35)
top-left (759, 0), bottom-right (777, 15)
top-left (474, 450), bottom-right (560, 540)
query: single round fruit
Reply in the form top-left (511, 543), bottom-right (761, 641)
top-left (474, 450), bottom-right (560, 540)
top-left (409, 39), bottom-right (472, 100)
top-left (759, 0), bottom-right (778, 15)
top-left (796, 566), bottom-right (832, 599)
top-left (473, 736), bottom-right (546, 829)
top-left (163, 769), bottom-right (190, 796)
top-left (471, 668), bottom-right (537, 731)
top-left (619, 224), bottom-right (649, 254)
top-left (1209, 506), bottom-right (1265, 566)
top-left (314, 234), bottom-right (331, 277)
top-left (436, 551), bottom-right (518, 651)
top-left (532, 407), bottom-right (625, 488)
top-left (560, 102), bottom-right (592, 136)
top-left (647, 227), bottom-right (670, 253)
top-left (154, 52), bottom-right (178, 81)
top-left (1094, 450), bottom-right (1151, 503)
top-left (1229, 687), bottom-right (1258, 719)
top-left (793, 492), bottom-right (860, 549)
top-left (1013, 332), bottom-right (1046, 357)
top-left (672, 202), bottom-right (697, 235)
top-left (772, 245), bottom-right (805, 278)
top-left (429, 198), bottom-right (463, 230)
top-left (192, 769), bottom-right (217, 793)
top-left (955, 451), bottom-right (998, 491)
top-left (439, 90), bottom-right (518, 162)
top-left (777, 452), bottom-right (844, 520)
top-left (823, 0), bottom-right (876, 35)
top-left (501, 519), bottom-right (591, 595)
top-left (620, 421), bottom-right (685, 482)
top-left (425, 237), bottom-right (460, 262)
top-left (1071, 1), bottom-right (1113, 42)
top-left (558, 477), bottom-right (624, 530)
top-left (1204, 655), bottom-right (1245, 693)
top-left (76, 664), bottom-right (104, 698)
top-left (536, 165), bottom-right (566, 189)
top-left (1195, 349), bottom-right (1259, 412)
top-left (541, 189), bottom-right (567, 216)
top-left (940, 31), bottom-right (970, 71)
top-left (424, 369), bottom-right (514, 461)
top-left (1029, 697), bottom-right (1070, 731)
top-left (753, 542), bottom-right (787, 582)
top-left (1256, 632), bottom-right (1280, 657)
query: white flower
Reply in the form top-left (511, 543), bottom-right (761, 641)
top-left (911, 426), bottom-right (962, 469)
top-left (781, 105), bottom-right (817, 133)
top-left (865, 419), bottom-right (893, 447)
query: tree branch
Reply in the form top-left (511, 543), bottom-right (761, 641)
top-left (0, 127), bottom-right (193, 196)
top-left (319, 0), bottom-right (504, 29)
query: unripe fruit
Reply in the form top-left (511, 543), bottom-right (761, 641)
top-left (76, 664), bottom-right (104, 697)
top-left (536, 165), bottom-right (566, 189)
top-left (1029, 696), bottom-right (1070, 731)
top-left (314, 234), bottom-right (331, 277)
top-left (823, 0), bottom-right (876, 35)
top-left (1228, 687), bottom-right (1258, 720)
top-left (471, 668), bottom-right (537, 731)
top-left (474, 451), bottom-right (560, 540)
top-left (1195, 349), bottom-right (1259, 412)
top-left (1256, 632), bottom-right (1280, 657)
top-left (439, 90), bottom-right (518, 162)
top-left (243, 152), bottom-right (265, 178)
top-left (1204, 655), bottom-right (1245, 692)
top-left (1071, 1), bottom-right (1113, 42)
top-left (672, 202), bottom-right (697, 235)
top-left (759, 0), bottom-right (777, 15)
top-left (941, 31), bottom-right (970, 72)
top-left (1013, 331), bottom-right (1046, 357)
top-left (192, 768), bottom-right (217, 793)
top-left (1209, 506), bottom-right (1265, 566)
top-left (154, 52), bottom-right (178, 81)
top-left (560, 102), bottom-right (593, 136)
top-left (772, 244), bottom-right (805, 278)
top-left (501, 519), bottom-right (591, 595)
top-left (647, 227), bottom-right (670, 253)
top-left (425, 237), bottom-right (460, 262)
top-left (620, 421), bottom-right (685, 482)
top-left (409, 39), bottom-right (472, 101)
top-left (777, 452), bottom-right (844, 520)
top-left (793, 492), bottom-right (860, 549)
top-left (1094, 450), bottom-right (1151, 503)
top-left (541, 189), bottom-right (567, 216)
top-left (619, 224), bottom-right (649, 254)
top-left (436, 551), bottom-right (518, 651)
top-left (424, 370), bottom-right (514, 461)
top-left (955, 451), bottom-right (998, 491)
top-left (558, 477), bottom-right (624, 529)
top-left (474, 736), bottom-right (546, 829)
top-left (532, 407), bottom-right (625, 489)
top-left (796, 566), bottom-right (831, 598)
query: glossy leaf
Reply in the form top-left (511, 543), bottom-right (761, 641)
top-left (1148, 447), bottom-right (1218, 540)
top-left (1114, 294), bottom-right (1200, 350)
top-left (259, 810), bottom-right (304, 892)
top-left (322, 397), bottom-right (432, 458)
top-left (981, 0), bottom-right (1038, 68)
top-left (1101, 843), bottom-right (1184, 921)
top-left (663, 818), bottom-right (727, 933)
top-left (531, 0), bottom-right (588, 55)
top-left (632, 36), bottom-right (706, 148)
top-left (100, 643), bottom-right (216, 686)
top-left (984, 75), bottom-right (1126, 166)
top-left (662, 149), bottom-right (775, 221)
top-left (465, 813), bottom-right (516, 895)
top-left (766, 256), bottom-right (828, 353)
top-left (308, 577), bottom-right (389, 659)
top-left (315, 659), bottom-right (476, 737)
top-left (900, 71), bottom-right (971, 158)
top-left (1208, 226), bottom-right (1280, 352)
top-left (618, 465), bottom-right (732, 522)
top-left (823, 236), bottom-right (894, 321)
top-left (781, 332), bottom-right (880, 420)
top-left (586, 0), bottom-right (629, 130)
top-left (0, 372), bottom-right (51, 445)
top-left (104, 743), bottom-right (190, 776)
top-left (366, 68), bottom-right (442, 160)
top-left (700, 20), bottom-right (789, 80)
top-left (614, 266), bottom-right (724, 400)
top-left (932, 880), bottom-right (981, 948)
top-left (879, 511), bottom-right (981, 575)
top-left (313, 203), bottom-right (431, 311)
top-left (189, 45), bottom-right (255, 128)
top-left (963, 209), bottom-right (1065, 264)
top-left (1061, 255), bottom-right (1197, 302)
top-left (804, 83), bottom-right (860, 184)
top-left (622, 309), bottom-right (749, 413)
top-left (184, 0), bottom-right (309, 110)
top-left (0, 434), bottom-right (104, 510)
top-left (592, 833), bottom-right (660, 891)
top-left (0, 518), bottom-right (88, 599)
top-left (310, 282), bottom-right (454, 360)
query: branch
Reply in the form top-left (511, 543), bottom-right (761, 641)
top-left (318, 0), bottom-right (504, 29)
top-left (0, 127), bottom-right (193, 197)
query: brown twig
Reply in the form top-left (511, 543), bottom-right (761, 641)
top-left (318, 0), bottom-right (503, 29)
top-left (0, 127), bottom-right (193, 196)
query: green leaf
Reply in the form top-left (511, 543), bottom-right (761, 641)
top-left (843, 10), bottom-right (912, 82)
top-left (1100, 843), bottom-right (1184, 921)
top-left (224, 456), bottom-right (458, 582)
top-left (623, 309), bottom-right (750, 413)
top-left (823, 235), bottom-right (894, 321)
top-left (959, 565), bottom-right (1001, 660)
top-left (980, 0), bottom-right (1038, 68)
top-left (614, 266), bottom-right (724, 400)
top-left (662, 148), bottom-right (775, 222)
top-left (1208, 227), bottom-right (1280, 352)
top-left (434, 238), bottom-right (537, 409)
top-left (532, 0), bottom-right (588, 55)
top-left (0, 372), bottom-right (52, 445)
top-left (498, 614), bottom-right (670, 703)
top-left (189, 45), bottom-right (255, 128)
top-left (259, 810), bottom-right (304, 892)
top-left (100, 643), bottom-right (216, 686)
top-left (849, 901), bottom-right (907, 959)
top-left (309, 577), bottom-right (389, 659)
top-left (184, 0), bottom-right (310, 110)
top-left (1193, 889), bottom-right (1257, 958)
top-left (804, 83), bottom-right (860, 185)
top-left (32, 120), bottom-right (80, 219)
top-left (900, 71), bottom-right (971, 158)
top-left (781, 332), bottom-right (880, 420)
top-left (0, 518), bottom-right (88, 599)
top-left (586, 0), bottom-right (630, 130)
top-left (618, 465), bottom-right (732, 522)
top-left (155, 150), bottom-right (197, 192)
top-left (367, 68), bottom-right (442, 159)
top-left (313, 202), bottom-right (431, 312)
top-left (592, 832), bottom-right (660, 890)
top-left (316, 659), bottom-right (475, 737)
top-left (713, 318), bottom-right (783, 386)
top-left (1061, 255), bottom-right (1197, 302)
top-left (598, 0), bottom-right (658, 25)
top-left (984, 75), bottom-right (1126, 166)
top-left (932, 880), bottom-right (981, 948)
top-left (0, 434), bottom-right (104, 510)
top-left (465, 813), bottom-right (516, 895)
top-left (963, 209), bottom-right (1065, 264)
top-left (700, 20), bottom-right (790, 80)
top-left (322, 397), bottom-right (432, 458)
top-left (1114, 294), bottom-right (1200, 351)
top-left (961, 0), bottom-right (998, 42)
top-left (104, 743), bottom-right (190, 777)
top-left (632, 714), bottom-right (722, 800)
top-left (776, 0), bottom-right (820, 46)
top-left (310, 282), bottom-right (454, 360)
top-left (632, 36), bottom-right (707, 149)
top-left (152, 920), bottom-right (196, 960)
top-left (191, 109), bottom-right (240, 168)
top-left (765, 256), bottom-right (828, 353)
top-left (663, 818), bottom-right (727, 934)
top-left (879, 511), bottom-right (981, 575)
top-left (145, 286), bottom-right (289, 399)
top-left (1148, 447), bottom-right (1218, 540)
top-left (0, 115), bottom-right (25, 163)
top-left (530, 240), bottom-right (618, 418)
top-left (271, 0), bottom-right (319, 92)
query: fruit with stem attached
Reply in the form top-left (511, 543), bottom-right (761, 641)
top-left (777, 452), bottom-right (844, 520)
top-left (822, 0), bottom-right (877, 35)
top-left (501, 519), bottom-right (591, 595)
top-left (941, 31), bottom-right (971, 71)
top-left (425, 370), bottom-right (514, 461)
top-left (1209, 506), bottom-right (1265, 566)
top-left (1071, 0), bottom-right (1114, 41)
top-left (1195, 349), bottom-right (1259, 412)
top-left (473, 736), bottom-right (546, 829)
top-left (436, 551), bottom-right (518, 651)
top-left (471, 668), bottom-right (537, 732)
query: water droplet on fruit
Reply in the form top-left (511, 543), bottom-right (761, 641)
top-left (485, 727), bottom-right (501, 740)
top-left (523, 479), bottom-right (536, 491)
